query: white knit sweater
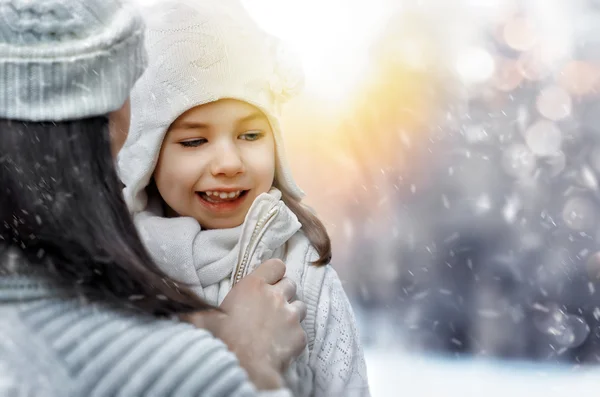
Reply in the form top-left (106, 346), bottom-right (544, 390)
top-left (131, 190), bottom-right (370, 397)
top-left (310, 266), bottom-right (370, 396)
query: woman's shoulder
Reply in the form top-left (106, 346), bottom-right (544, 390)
top-left (0, 294), bottom-right (256, 397)
top-left (0, 303), bottom-right (70, 396)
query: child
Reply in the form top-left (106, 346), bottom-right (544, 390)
top-left (118, 0), bottom-right (370, 396)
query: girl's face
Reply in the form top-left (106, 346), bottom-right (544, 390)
top-left (154, 99), bottom-right (276, 229)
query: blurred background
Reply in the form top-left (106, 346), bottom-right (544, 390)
top-left (142, 0), bottom-right (600, 394)
top-left (241, 0), bottom-right (600, 394)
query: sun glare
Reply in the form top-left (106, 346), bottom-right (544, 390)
top-left (241, 0), bottom-right (394, 104)
top-left (133, 0), bottom-right (393, 105)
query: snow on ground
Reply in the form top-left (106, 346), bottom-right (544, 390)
top-left (365, 348), bottom-right (600, 396)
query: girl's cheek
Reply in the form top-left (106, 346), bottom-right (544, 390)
top-left (155, 154), bottom-right (183, 188)
top-left (171, 157), bottom-right (206, 184)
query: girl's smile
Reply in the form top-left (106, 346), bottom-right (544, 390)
top-left (154, 99), bottom-right (276, 229)
top-left (196, 189), bottom-right (251, 213)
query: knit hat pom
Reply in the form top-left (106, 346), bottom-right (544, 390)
top-left (268, 38), bottom-right (304, 105)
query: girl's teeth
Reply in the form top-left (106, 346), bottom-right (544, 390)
top-left (204, 190), bottom-right (242, 200)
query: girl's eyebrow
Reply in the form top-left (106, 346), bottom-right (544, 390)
top-left (171, 120), bottom-right (210, 130)
top-left (238, 111), bottom-right (266, 124)
top-left (170, 110), bottom-right (267, 131)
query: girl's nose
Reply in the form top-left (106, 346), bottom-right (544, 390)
top-left (210, 142), bottom-right (245, 177)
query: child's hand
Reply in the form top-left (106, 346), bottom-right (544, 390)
top-left (181, 259), bottom-right (307, 390)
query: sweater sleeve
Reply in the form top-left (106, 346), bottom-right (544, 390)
top-left (0, 354), bottom-right (36, 397)
top-left (12, 298), bottom-right (292, 397)
top-left (0, 306), bottom-right (69, 397)
top-left (309, 267), bottom-right (371, 397)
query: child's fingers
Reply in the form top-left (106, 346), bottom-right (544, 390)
top-left (251, 258), bottom-right (286, 285)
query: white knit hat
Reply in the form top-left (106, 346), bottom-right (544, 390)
top-left (118, 0), bottom-right (305, 213)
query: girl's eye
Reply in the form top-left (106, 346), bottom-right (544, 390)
top-left (179, 138), bottom-right (207, 148)
top-left (239, 131), bottom-right (264, 141)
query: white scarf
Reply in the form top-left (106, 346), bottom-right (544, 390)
top-left (133, 188), bottom-right (302, 306)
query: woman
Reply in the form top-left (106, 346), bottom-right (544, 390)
top-left (0, 0), bottom-right (306, 396)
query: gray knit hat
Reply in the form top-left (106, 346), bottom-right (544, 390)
top-left (0, 0), bottom-right (147, 121)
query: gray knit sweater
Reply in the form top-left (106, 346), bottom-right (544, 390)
top-left (0, 272), bottom-right (292, 397)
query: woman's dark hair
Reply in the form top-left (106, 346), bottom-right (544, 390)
top-left (0, 117), bottom-right (210, 314)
